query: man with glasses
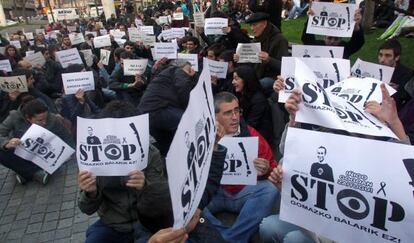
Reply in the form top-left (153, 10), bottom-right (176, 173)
top-left (201, 92), bottom-right (279, 243)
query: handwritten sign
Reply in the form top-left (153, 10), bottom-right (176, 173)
top-left (62, 71), bottom-right (95, 94)
top-left (123, 59), bottom-right (148, 76)
top-left (55, 48), bottom-right (83, 68)
top-left (0, 75), bottom-right (28, 92)
top-left (236, 43), bottom-right (261, 63)
top-left (204, 18), bottom-right (228, 35)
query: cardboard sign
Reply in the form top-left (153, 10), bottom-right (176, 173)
top-left (24, 51), bottom-right (46, 67)
top-left (15, 124), bottom-right (74, 174)
top-left (204, 58), bottom-right (228, 79)
top-left (177, 53), bottom-right (199, 72)
top-left (292, 44), bottom-right (344, 58)
top-left (62, 71), bottom-right (95, 94)
top-left (236, 43), bottom-right (261, 63)
top-left (55, 48), bottom-right (83, 68)
top-left (139, 26), bottom-right (154, 35)
top-left (76, 114), bottom-right (150, 176)
top-left (153, 42), bottom-right (177, 60)
top-left (100, 49), bottom-right (111, 66)
top-left (307, 2), bottom-right (356, 37)
top-left (10, 40), bottom-right (21, 49)
top-left (193, 12), bottom-right (205, 27)
top-left (351, 58), bottom-right (395, 84)
top-left (173, 12), bottom-right (184, 20)
top-left (278, 57), bottom-right (350, 103)
top-left (167, 65), bottom-right (215, 229)
top-left (80, 49), bottom-right (94, 67)
top-left (123, 59), bottom-right (148, 76)
top-left (204, 18), bottom-right (228, 35)
top-left (0, 75), bottom-right (28, 92)
top-left (219, 137), bottom-right (258, 185)
top-left (69, 32), bottom-right (85, 45)
top-left (0, 59), bottom-right (12, 72)
top-left (93, 35), bottom-right (111, 48)
top-left (281, 127), bottom-right (414, 243)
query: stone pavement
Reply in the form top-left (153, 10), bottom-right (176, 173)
top-left (0, 158), bottom-right (98, 243)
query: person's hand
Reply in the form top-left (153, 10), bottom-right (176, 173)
top-left (196, 26), bottom-right (204, 34)
top-left (354, 8), bottom-right (362, 31)
top-left (148, 228), bottom-right (188, 243)
top-left (268, 164), bottom-right (283, 189)
top-left (185, 208), bottom-right (201, 233)
top-left (129, 74), bottom-right (144, 88)
top-left (78, 171), bottom-right (97, 198)
top-left (307, 8), bottom-right (315, 16)
top-left (254, 158), bottom-right (270, 176)
top-left (233, 54), bottom-right (240, 63)
top-left (8, 90), bottom-right (21, 101)
top-left (211, 75), bottom-right (219, 86)
top-left (222, 26), bottom-right (231, 34)
top-left (97, 61), bottom-right (104, 69)
top-left (4, 138), bottom-right (21, 149)
top-left (126, 170), bottom-right (145, 189)
top-left (75, 89), bottom-right (85, 104)
top-left (364, 101), bottom-right (382, 122)
top-left (158, 57), bottom-right (169, 65)
top-left (285, 89), bottom-right (301, 126)
top-left (273, 76), bottom-right (285, 93)
top-left (258, 51), bottom-right (270, 63)
top-left (214, 120), bottom-right (225, 151)
top-left (365, 83), bottom-right (399, 126)
top-left (182, 64), bottom-right (196, 77)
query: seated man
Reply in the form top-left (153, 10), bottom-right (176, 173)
top-left (202, 92), bottom-right (279, 243)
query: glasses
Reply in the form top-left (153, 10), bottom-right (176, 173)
top-left (222, 107), bottom-right (241, 118)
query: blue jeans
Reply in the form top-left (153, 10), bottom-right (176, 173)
top-left (260, 215), bottom-right (315, 243)
top-left (203, 180), bottom-right (279, 243)
top-left (86, 219), bottom-right (134, 243)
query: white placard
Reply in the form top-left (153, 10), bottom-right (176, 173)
top-left (204, 58), bottom-right (228, 79)
top-left (0, 75), bottom-right (28, 92)
top-left (24, 51), bottom-right (46, 67)
top-left (76, 114), bottom-right (150, 176)
top-left (15, 124), bottom-right (74, 174)
top-left (85, 31), bottom-right (97, 37)
top-left (139, 26), bottom-right (154, 35)
top-left (55, 48), bottom-right (83, 68)
top-left (26, 50), bottom-right (35, 56)
top-left (110, 29), bottom-right (126, 39)
top-left (307, 2), bottom-right (356, 37)
top-left (293, 58), bottom-right (397, 139)
top-left (93, 35), bottom-right (111, 48)
top-left (204, 18), bottom-right (228, 35)
top-left (10, 40), bottom-right (21, 49)
top-left (281, 127), bottom-right (414, 243)
top-left (154, 42), bottom-right (177, 60)
top-left (128, 28), bottom-right (142, 42)
top-left (24, 32), bottom-right (34, 40)
top-left (100, 49), bottom-right (111, 66)
top-left (167, 65), bottom-right (215, 229)
top-left (173, 12), bottom-right (184, 20)
top-left (172, 28), bottom-right (186, 39)
top-left (35, 29), bottom-right (45, 35)
top-left (140, 35), bottom-right (156, 46)
top-left (69, 32), bottom-right (85, 45)
top-left (158, 16), bottom-right (170, 25)
top-left (193, 12), bottom-right (205, 27)
top-left (219, 137), bottom-right (258, 185)
top-left (278, 57), bottom-right (350, 103)
top-left (160, 29), bottom-right (174, 40)
top-left (0, 47), bottom-right (5, 55)
top-left (80, 49), bottom-right (94, 67)
top-left (114, 38), bottom-right (126, 46)
top-left (67, 25), bottom-right (77, 33)
top-left (236, 43), bottom-right (261, 63)
top-left (292, 44), bottom-right (344, 58)
top-left (123, 59), bottom-right (148, 76)
top-left (62, 71), bottom-right (95, 94)
top-left (351, 58), bottom-right (395, 84)
top-left (99, 29), bottom-right (108, 35)
top-left (0, 59), bottom-right (12, 72)
top-left (177, 53), bottom-right (199, 72)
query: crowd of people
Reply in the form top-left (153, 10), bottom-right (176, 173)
top-left (0, 0), bottom-right (413, 242)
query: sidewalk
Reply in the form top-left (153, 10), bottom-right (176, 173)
top-left (0, 158), bottom-right (98, 242)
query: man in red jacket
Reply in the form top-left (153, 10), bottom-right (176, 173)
top-left (202, 92), bottom-right (279, 243)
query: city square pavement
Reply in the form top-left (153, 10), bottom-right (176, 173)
top-left (0, 158), bottom-right (98, 242)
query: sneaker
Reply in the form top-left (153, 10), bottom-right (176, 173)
top-left (15, 174), bottom-right (27, 185)
top-left (33, 170), bottom-right (49, 185)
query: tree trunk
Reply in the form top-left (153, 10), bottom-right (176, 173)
top-left (362, 0), bottom-right (375, 32)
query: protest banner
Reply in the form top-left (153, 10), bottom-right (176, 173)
top-left (0, 59), bottom-right (12, 72)
top-left (123, 59), bottom-right (148, 76)
top-left (24, 32), bottom-right (34, 40)
top-left (167, 64), bottom-right (215, 229)
top-left (173, 12), bottom-right (184, 20)
top-left (204, 18), bottom-right (228, 35)
top-left (55, 48), bottom-right (83, 68)
top-left (219, 137), bottom-right (258, 185)
top-left (93, 35), bottom-right (111, 48)
top-left (177, 53), bottom-right (199, 72)
top-left (204, 58), bottom-right (228, 79)
top-left (236, 43), bottom-right (261, 63)
top-left (154, 42), bottom-right (177, 60)
top-left (62, 71), bottom-right (95, 94)
top-left (100, 49), bottom-right (111, 66)
top-left (278, 57), bottom-right (350, 103)
top-left (139, 26), bottom-right (154, 35)
top-left (0, 75), bottom-right (28, 93)
top-left (351, 58), bottom-right (395, 84)
top-left (24, 51), bottom-right (46, 67)
top-left (69, 32), bottom-right (85, 45)
top-left (306, 2), bottom-right (356, 37)
top-left (280, 127), bottom-right (414, 243)
top-left (193, 12), bottom-right (205, 27)
top-left (10, 40), bottom-right (21, 49)
top-left (80, 49), bottom-right (94, 67)
top-left (292, 44), bottom-right (344, 58)
top-left (15, 124), bottom-right (75, 174)
top-left (293, 58), bottom-right (397, 138)
top-left (85, 31), bottom-right (98, 37)
top-left (77, 114), bottom-right (150, 176)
